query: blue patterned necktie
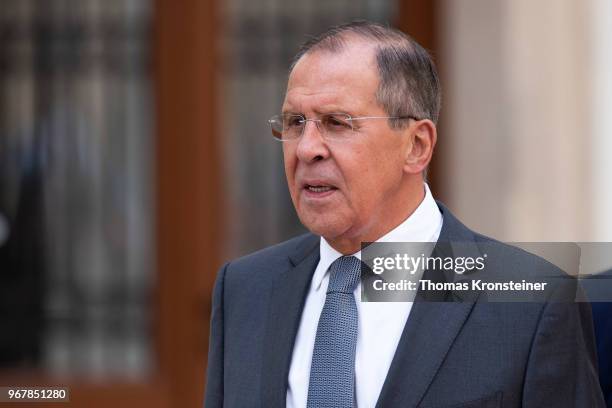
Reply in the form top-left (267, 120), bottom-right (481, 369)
top-left (307, 256), bottom-right (361, 408)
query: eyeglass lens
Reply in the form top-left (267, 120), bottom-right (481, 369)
top-left (275, 113), bottom-right (353, 140)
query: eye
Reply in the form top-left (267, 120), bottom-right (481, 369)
top-left (323, 114), bottom-right (352, 130)
top-left (284, 114), bottom-right (305, 128)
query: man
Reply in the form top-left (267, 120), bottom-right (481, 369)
top-left (204, 21), bottom-right (604, 407)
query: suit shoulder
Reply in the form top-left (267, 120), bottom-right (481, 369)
top-left (439, 203), bottom-right (572, 279)
top-left (225, 232), bottom-right (318, 276)
top-left (470, 232), bottom-right (579, 303)
top-left (474, 233), bottom-right (570, 274)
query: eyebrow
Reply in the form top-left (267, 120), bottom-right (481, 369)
top-left (281, 108), bottom-right (302, 115)
top-left (281, 106), bottom-right (358, 116)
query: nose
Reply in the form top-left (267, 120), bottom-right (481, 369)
top-left (295, 120), bottom-right (330, 163)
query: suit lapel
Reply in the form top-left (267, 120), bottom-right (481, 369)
top-left (374, 300), bottom-right (477, 407)
top-left (375, 202), bottom-right (481, 407)
top-left (261, 235), bottom-right (319, 408)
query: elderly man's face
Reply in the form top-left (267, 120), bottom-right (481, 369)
top-left (282, 41), bottom-right (415, 252)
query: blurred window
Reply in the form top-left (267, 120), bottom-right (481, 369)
top-left (0, 0), bottom-right (153, 379)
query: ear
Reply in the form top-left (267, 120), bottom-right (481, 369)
top-left (403, 119), bottom-right (437, 175)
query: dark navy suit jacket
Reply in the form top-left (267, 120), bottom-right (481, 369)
top-left (204, 203), bottom-right (605, 407)
top-left (584, 270), bottom-right (612, 407)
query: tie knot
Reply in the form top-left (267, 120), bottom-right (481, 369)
top-left (327, 256), bottom-right (362, 294)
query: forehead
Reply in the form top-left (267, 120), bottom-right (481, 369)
top-left (283, 41), bottom-right (380, 113)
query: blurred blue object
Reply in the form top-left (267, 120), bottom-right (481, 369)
top-left (586, 270), bottom-right (612, 407)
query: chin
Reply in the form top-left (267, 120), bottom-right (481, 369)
top-left (299, 213), bottom-right (350, 240)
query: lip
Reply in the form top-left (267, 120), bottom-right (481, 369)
top-left (303, 187), bottom-right (337, 199)
top-left (300, 179), bottom-right (339, 199)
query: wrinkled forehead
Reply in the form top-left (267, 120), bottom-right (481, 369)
top-left (283, 41), bottom-right (380, 114)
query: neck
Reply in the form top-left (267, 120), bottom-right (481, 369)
top-left (326, 183), bottom-right (426, 255)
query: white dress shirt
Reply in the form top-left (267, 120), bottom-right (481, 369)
top-left (286, 184), bottom-right (443, 408)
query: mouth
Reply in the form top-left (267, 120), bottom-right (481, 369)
top-left (302, 182), bottom-right (338, 198)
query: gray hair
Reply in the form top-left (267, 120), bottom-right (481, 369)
top-left (289, 21), bottom-right (441, 127)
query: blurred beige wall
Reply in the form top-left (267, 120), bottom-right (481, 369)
top-left (439, 0), bottom-right (612, 242)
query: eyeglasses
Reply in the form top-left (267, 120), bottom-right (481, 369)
top-left (267, 113), bottom-right (419, 142)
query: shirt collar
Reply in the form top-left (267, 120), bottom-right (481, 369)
top-left (312, 183), bottom-right (442, 291)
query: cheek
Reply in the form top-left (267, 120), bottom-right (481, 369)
top-left (336, 149), bottom-right (377, 205)
top-left (348, 174), bottom-right (379, 213)
top-left (369, 137), bottom-right (405, 177)
top-left (341, 144), bottom-right (403, 201)
top-left (283, 147), bottom-right (297, 182)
